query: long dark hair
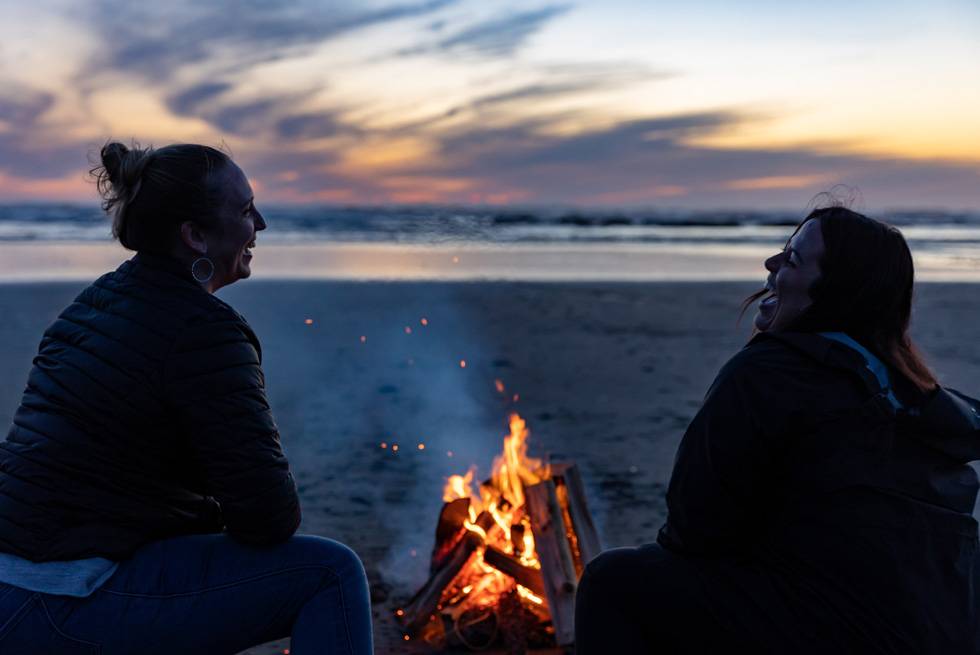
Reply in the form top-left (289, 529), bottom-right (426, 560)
top-left (743, 205), bottom-right (937, 392)
top-left (90, 141), bottom-right (232, 253)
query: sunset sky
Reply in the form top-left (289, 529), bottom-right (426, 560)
top-left (1, 0), bottom-right (978, 208)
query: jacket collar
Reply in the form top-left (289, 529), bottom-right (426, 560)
top-left (129, 251), bottom-right (203, 288)
top-left (750, 330), bottom-right (859, 369)
top-left (750, 330), bottom-right (891, 399)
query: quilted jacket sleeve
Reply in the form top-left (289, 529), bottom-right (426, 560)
top-left (164, 307), bottom-right (301, 546)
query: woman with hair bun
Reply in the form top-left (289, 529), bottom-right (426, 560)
top-left (576, 206), bottom-right (980, 654)
top-left (0, 142), bottom-right (373, 654)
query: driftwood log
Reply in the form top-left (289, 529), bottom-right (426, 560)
top-left (482, 545), bottom-right (546, 597)
top-left (401, 510), bottom-right (496, 635)
top-left (553, 463), bottom-right (602, 573)
top-left (524, 478), bottom-right (578, 647)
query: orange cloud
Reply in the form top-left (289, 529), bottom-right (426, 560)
top-left (724, 174), bottom-right (834, 191)
top-left (0, 171), bottom-right (92, 201)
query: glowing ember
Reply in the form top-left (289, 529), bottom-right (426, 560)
top-left (418, 443), bottom-right (426, 450)
top-left (405, 326), bottom-right (413, 334)
top-left (392, 444), bottom-right (399, 452)
top-left (359, 335), bottom-right (367, 343)
top-left (421, 317), bottom-right (429, 326)
top-left (460, 360), bottom-right (467, 368)
top-left (494, 379), bottom-right (505, 394)
top-left (304, 318), bottom-right (313, 325)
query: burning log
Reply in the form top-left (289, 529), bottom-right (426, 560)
top-left (400, 510), bottom-right (496, 635)
top-left (431, 497), bottom-right (472, 572)
top-left (483, 545), bottom-right (546, 597)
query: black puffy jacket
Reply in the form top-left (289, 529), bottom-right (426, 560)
top-left (659, 331), bottom-right (980, 653)
top-left (0, 251), bottom-right (301, 561)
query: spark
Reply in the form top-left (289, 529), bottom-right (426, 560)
top-left (494, 379), bottom-right (505, 393)
top-left (460, 359), bottom-right (467, 368)
top-left (359, 335), bottom-right (367, 343)
top-left (420, 317), bottom-right (429, 326)
top-left (513, 393), bottom-right (520, 402)
top-left (447, 450), bottom-right (454, 457)
top-left (395, 609), bottom-right (404, 616)
top-left (380, 442), bottom-right (387, 449)
top-left (404, 326), bottom-right (412, 334)
top-left (392, 444), bottom-right (399, 452)
top-left (303, 318), bottom-right (313, 325)
top-left (403, 635), bottom-right (410, 641)
top-left (418, 443), bottom-right (425, 450)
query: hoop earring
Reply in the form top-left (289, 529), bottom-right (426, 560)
top-left (191, 257), bottom-right (215, 284)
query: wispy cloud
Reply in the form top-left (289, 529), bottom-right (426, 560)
top-left (280, 109), bottom-right (980, 207)
top-left (276, 112), bottom-right (348, 140)
top-left (0, 88), bottom-right (87, 179)
top-left (396, 5), bottom-right (572, 58)
top-left (166, 82), bottom-right (233, 116)
top-left (82, 0), bottom-right (461, 82)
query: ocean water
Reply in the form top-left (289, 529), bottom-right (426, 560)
top-left (3, 204), bottom-right (980, 245)
top-left (1, 204), bottom-right (979, 281)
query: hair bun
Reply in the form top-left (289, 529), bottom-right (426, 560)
top-left (100, 142), bottom-right (130, 185)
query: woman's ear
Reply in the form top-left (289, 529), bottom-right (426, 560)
top-left (179, 221), bottom-right (209, 255)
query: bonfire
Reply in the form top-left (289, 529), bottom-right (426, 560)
top-left (398, 413), bottom-right (600, 652)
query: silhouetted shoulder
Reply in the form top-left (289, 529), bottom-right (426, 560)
top-left (713, 333), bottom-right (817, 387)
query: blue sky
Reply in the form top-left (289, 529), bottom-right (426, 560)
top-left (0, 0), bottom-right (978, 208)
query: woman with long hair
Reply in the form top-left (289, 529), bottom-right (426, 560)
top-left (0, 142), bottom-right (373, 654)
top-left (575, 206), bottom-right (980, 653)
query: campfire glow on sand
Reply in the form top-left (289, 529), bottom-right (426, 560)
top-left (399, 413), bottom-right (601, 651)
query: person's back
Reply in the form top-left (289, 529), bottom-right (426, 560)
top-left (0, 142), bottom-right (373, 655)
top-left (657, 332), bottom-right (979, 652)
top-left (575, 205), bottom-right (980, 654)
top-left (0, 251), bottom-right (298, 561)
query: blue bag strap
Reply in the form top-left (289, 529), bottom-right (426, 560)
top-left (818, 332), bottom-right (903, 410)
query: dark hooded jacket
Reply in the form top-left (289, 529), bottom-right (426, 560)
top-left (0, 252), bottom-right (301, 562)
top-left (658, 331), bottom-right (980, 654)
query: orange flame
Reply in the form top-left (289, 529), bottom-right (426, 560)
top-left (435, 413), bottom-right (548, 618)
top-left (443, 468), bottom-right (476, 503)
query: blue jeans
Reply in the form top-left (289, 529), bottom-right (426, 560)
top-left (0, 534), bottom-right (373, 655)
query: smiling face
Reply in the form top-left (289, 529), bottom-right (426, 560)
top-left (755, 218), bottom-right (825, 332)
top-left (202, 163), bottom-right (266, 291)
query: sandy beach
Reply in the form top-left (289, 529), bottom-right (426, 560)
top-left (1, 279), bottom-right (978, 654)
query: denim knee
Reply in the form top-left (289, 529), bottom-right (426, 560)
top-left (287, 535), bottom-right (367, 585)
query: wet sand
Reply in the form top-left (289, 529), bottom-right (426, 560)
top-left (0, 280), bottom-right (978, 654)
